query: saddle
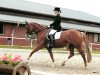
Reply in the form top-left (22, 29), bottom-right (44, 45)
top-left (54, 31), bottom-right (62, 39)
top-left (47, 31), bottom-right (62, 48)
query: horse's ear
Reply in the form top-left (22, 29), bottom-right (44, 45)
top-left (25, 21), bottom-right (28, 26)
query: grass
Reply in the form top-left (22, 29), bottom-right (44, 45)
top-left (0, 45), bottom-right (32, 50)
top-left (0, 45), bottom-right (65, 50)
top-left (92, 50), bottom-right (100, 54)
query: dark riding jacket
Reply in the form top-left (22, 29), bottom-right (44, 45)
top-left (50, 14), bottom-right (62, 32)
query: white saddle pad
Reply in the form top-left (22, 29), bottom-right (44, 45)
top-left (55, 31), bottom-right (62, 39)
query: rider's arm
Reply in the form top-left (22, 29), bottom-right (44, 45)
top-left (50, 15), bottom-right (61, 27)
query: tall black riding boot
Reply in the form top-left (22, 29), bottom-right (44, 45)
top-left (49, 34), bottom-right (54, 48)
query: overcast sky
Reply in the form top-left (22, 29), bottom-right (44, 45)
top-left (25, 0), bottom-right (100, 18)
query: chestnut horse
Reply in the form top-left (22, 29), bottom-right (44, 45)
top-left (25, 22), bottom-right (92, 67)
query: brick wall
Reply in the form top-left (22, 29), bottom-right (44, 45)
top-left (88, 33), bottom-right (94, 43)
top-left (0, 23), bottom-right (31, 46)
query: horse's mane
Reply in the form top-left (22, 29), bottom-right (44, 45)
top-left (32, 22), bottom-right (47, 29)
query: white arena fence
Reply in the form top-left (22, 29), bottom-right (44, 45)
top-left (0, 36), bottom-right (33, 48)
top-left (80, 43), bottom-right (100, 51)
top-left (0, 36), bottom-right (100, 50)
top-left (63, 43), bottom-right (100, 51)
top-left (89, 43), bottom-right (100, 51)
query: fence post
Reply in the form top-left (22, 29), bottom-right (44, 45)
top-left (11, 34), bottom-right (13, 47)
top-left (90, 43), bottom-right (93, 51)
top-left (30, 39), bottom-right (33, 48)
top-left (11, 29), bottom-right (14, 47)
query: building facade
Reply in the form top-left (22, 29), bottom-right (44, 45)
top-left (0, 0), bottom-right (100, 49)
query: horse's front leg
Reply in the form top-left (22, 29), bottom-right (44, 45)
top-left (27, 43), bottom-right (44, 61)
top-left (46, 47), bottom-right (55, 67)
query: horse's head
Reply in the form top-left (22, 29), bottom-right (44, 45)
top-left (25, 22), bottom-right (37, 39)
top-left (25, 21), bottom-right (45, 39)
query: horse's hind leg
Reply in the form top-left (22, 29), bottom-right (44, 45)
top-left (68, 44), bottom-right (75, 59)
top-left (61, 44), bottom-right (74, 66)
top-left (77, 46), bottom-right (87, 67)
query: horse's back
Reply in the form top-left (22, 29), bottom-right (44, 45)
top-left (63, 29), bottom-right (82, 37)
top-left (62, 29), bottom-right (83, 47)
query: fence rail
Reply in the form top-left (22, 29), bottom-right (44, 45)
top-left (0, 36), bottom-right (100, 50)
top-left (90, 43), bottom-right (100, 51)
top-left (0, 36), bottom-right (33, 48)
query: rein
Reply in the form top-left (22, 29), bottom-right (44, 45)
top-left (29, 28), bottom-right (45, 35)
top-left (26, 22), bottom-right (47, 36)
top-left (35, 28), bottom-right (45, 34)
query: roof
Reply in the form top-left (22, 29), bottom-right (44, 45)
top-left (0, 13), bottom-right (100, 33)
top-left (0, 0), bottom-right (100, 23)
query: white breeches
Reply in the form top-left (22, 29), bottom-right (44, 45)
top-left (49, 29), bottom-right (57, 35)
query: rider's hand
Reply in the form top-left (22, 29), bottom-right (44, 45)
top-left (50, 26), bottom-right (54, 29)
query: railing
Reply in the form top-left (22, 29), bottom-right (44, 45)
top-left (0, 36), bottom-right (100, 50)
top-left (63, 43), bottom-right (100, 51)
top-left (89, 43), bottom-right (100, 51)
top-left (0, 36), bottom-right (33, 48)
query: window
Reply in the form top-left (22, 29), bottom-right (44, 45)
top-left (98, 34), bottom-right (100, 42)
top-left (94, 34), bottom-right (99, 42)
top-left (0, 23), bottom-right (4, 34)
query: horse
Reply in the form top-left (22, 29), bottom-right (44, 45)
top-left (25, 22), bottom-right (92, 67)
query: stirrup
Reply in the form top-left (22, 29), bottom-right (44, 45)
top-left (49, 42), bottom-right (54, 48)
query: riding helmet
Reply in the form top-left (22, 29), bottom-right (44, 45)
top-left (54, 7), bottom-right (61, 13)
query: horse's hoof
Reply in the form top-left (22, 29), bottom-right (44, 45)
top-left (61, 63), bottom-right (65, 66)
top-left (85, 66), bottom-right (87, 69)
top-left (61, 61), bottom-right (66, 66)
top-left (24, 59), bottom-right (29, 63)
top-left (51, 64), bottom-right (55, 67)
top-left (51, 62), bottom-right (55, 67)
top-left (51, 65), bottom-right (55, 67)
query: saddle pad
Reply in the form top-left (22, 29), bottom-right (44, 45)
top-left (55, 31), bottom-right (62, 39)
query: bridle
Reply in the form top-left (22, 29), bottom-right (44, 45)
top-left (26, 25), bottom-right (45, 39)
top-left (27, 27), bottom-right (45, 35)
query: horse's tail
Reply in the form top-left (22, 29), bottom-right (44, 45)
top-left (81, 32), bottom-right (92, 63)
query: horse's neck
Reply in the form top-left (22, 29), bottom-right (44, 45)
top-left (36, 28), bottom-right (48, 40)
top-left (35, 24), bottom-right (45, 31)
top-left (38, 26), bottom-right (44, 30)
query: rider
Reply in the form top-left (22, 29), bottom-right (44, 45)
top-left (48, 7), bottom-right (62, 48)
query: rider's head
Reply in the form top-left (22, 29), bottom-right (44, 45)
top-left (53, 7), bottom-right (61, 15)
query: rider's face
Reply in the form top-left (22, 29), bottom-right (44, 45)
top-left (54, 11), bottom-right (59, 15)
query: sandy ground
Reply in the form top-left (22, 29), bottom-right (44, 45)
top-left (0, 48), bottom-right (100, 75)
